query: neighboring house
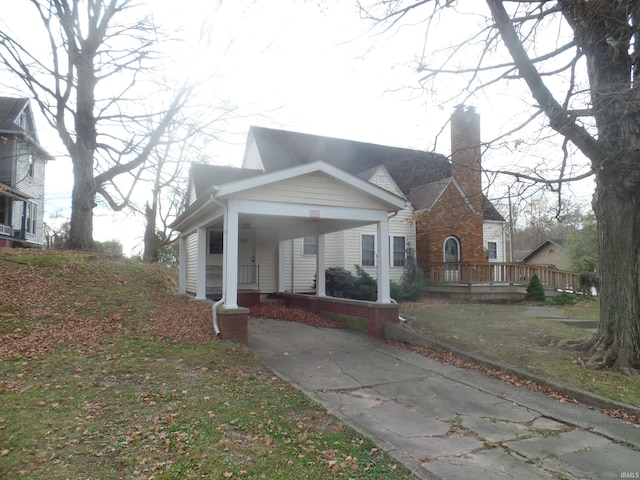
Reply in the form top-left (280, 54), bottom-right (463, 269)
top-left (0, 97), bottom-right (52, 248)
top-left (518, 240), bottom-right (574, 272)
top-left (172, 106), bottom-right (506, 306)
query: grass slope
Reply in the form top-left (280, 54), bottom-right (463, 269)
top-left (401, 299), bottom-right (640, 412)
top-left (0, 249), bottom-right (414, 479)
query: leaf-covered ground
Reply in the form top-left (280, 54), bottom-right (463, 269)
top-left (0, 249), bottom-right (415, 479)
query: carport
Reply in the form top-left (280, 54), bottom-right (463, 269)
top-left (171, 160), bottom-right (407, 341)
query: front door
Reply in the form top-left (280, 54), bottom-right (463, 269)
top-left (238, 229), bottom-right (256, 284)
top-left (444, 236), bottom-right (460, 282)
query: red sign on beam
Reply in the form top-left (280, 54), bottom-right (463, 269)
top-left (310, 210), bottom-right (320, 218)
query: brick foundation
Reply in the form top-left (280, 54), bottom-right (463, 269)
top-left (216, 307), bottom-right (249, 344)
top-left (274, 294), bottom-right (400, 339)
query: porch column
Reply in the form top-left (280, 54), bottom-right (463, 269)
top-left (224, 207), bottom-right (239, 308)
top-left (316, 233), bottom-right (326, 296)
top-left (278, 240), bottom-right (285, 292)
top-left (178, 235), bottom-right (187, 294)
top-left (377, 218), bottom-right (391, 303)
top-left (196, 227), bottom-right (207, 300)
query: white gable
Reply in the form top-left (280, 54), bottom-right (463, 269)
top-left (241, 132), bottom-right (264, 170)
top-left (362, 165), bottom-right (406, 199)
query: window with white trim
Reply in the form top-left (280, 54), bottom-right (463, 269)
top-left (361, 234), bottom-right (375, 266)
top-left (303, 236), bottom-right (318, 255)
top-left (488, 241), bottom-right (498, 260)
top-left (209, 230), bottom-right (223, 254)
top-left (392, 236), bottom-right (406, 267)
top-left (25, 202), bottom-right (37, 234)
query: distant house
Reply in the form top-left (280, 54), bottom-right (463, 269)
top-left (172, 106), bottom-right (507, 305)
top-left (518, 240), bottom-right (574, 272)
top-left (0, 97), bottom-right (53, 248)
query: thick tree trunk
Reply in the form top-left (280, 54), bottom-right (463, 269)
top-left (67, 154), bottom-right (96, 251)
top-left (582, 166), bottom-right (640, 370)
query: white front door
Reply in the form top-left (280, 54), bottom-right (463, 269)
top-left (238, 229), bottom-right (256, 284)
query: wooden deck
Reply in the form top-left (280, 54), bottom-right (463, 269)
top-left (426, 262), bottom-right (580, 298)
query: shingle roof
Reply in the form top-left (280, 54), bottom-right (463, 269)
top-left (0, 97), bottom-right (29, 133)
top-left (249, 126), bottom-right (451, 195)
top-left (408, 178), bottom-right (453, 211)
top-left (190, 163), bottom-right (263, 198)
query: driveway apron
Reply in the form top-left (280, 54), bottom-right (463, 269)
top-left (248, 317), bottom-right (640, 480)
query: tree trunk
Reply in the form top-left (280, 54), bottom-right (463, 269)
top-left (582, 166), bottom-right (640, 370)
top-left (67, 154), bottom-right (96, 251)
top-left (142, 202), bottom-right (160, 263)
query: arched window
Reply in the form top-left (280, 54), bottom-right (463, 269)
top-left (444, 236), bottom-right (460, 262)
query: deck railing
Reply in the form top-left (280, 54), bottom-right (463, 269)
top-left (426, 262), bottom-right (579, 293)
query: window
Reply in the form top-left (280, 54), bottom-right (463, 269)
top-left (392, 236), bottom-right (406, 267)
top-left (28, 154), bottom-right (35, 177)
top-left (303, 236), bottom-right (318, 255)
top-left (209, 231), bottom-right (223, 254)
top-left (444, 236), bottom-right (460, 262)
top-left (25, 202), bottom-right (37, 234)
top-left (488, 241), bottom-right (498, 260)
top-left (361, 234), bottom-right (375, 266)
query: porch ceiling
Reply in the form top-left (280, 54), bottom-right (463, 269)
top-left (210, 213), bottom-right (376, 241)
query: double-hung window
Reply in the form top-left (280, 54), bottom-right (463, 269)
top-left (361, 234), bottom-right (375, 266)
top-left (303, 236), bottom-right (318, 255)
top-left (392, 236), bottom-right (406, 267)
top-left (25, 202), bottom-right (37, 234)
top-left (488, 241), bottom-right (498, 260)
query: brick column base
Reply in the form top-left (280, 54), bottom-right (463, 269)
top-left (216, 307), bottom-right (249, 344)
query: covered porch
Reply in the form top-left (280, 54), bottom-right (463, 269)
top-left (171, 161), bottom-right (407, 342)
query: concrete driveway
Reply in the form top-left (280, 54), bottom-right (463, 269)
top-left (249, 317), bottom-right (640, 479)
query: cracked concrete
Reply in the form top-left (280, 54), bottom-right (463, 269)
top-left (249, 317), bottom-right (640, 479)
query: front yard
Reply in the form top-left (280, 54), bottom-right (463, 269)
top-left (400, 298), bottom-right (640, 410)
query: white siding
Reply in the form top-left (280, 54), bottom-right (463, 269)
top-left (483, 221), bottom-right (507, 262)
top-left (185, 232), bottom-right (198, 294)
top-left (255, 230), bottom-right (278, 293)
top-left (367, 165), bottom-right (405, 198)
top-left (14, 148), bottom-right (46, 246)
top-left (241, 135), bottom-right (264, 170)
top-left (236, 172), bottom-right (391, 210)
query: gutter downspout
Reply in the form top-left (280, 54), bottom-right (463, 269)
top-left (210, 188), bottom-right (226, 337)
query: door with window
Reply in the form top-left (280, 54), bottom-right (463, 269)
top-left (444, 236), bottom-right (460, 282)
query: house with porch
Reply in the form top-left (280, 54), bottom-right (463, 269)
top-left (0, 97), bottom-right (53, 248)
top-left (171, 107), bottom-right (508, 342)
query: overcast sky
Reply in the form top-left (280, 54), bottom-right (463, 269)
top-left (3, 1), bottom-right (595, 254)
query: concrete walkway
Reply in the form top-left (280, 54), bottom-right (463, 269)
top-left (249, 317), bottom-right (640, 480)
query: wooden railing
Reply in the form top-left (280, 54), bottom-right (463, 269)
top-left (426, 262), bottom-right (580, 293)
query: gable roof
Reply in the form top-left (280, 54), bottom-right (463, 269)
top-left (0, 96), bottom-right (53, 160)
top-left (249, 126), bottom-right (451, 195)
top-left (519, 239), bottom-right (565, 263)
top-left (189, 163), bottom-right (263, 199)
top-left (0, 97), bottom-right (29, 133)
top-left (248, 125), bottom-right (505, 222)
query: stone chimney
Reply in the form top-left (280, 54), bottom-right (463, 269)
top-left (451, 105), bottom-right (482, 212)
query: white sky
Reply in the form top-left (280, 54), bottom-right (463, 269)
top-left (3, 0), bottom-right (595, 255)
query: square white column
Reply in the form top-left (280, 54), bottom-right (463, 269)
top-left (196, 227), bottom-right (207, 300)
top-left (178, 235), bottom-right (187, 294)
top-left (224, 207), bottom-right (239, 308)
top-left (278, 240), bottom-right (285, 292)
top-left (316, 234), bottom-right (326, 296)
top-left (377, 219), bottom-right (391, 303)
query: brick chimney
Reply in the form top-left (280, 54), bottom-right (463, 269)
top-left (451, 105), bottom-right (482, 212)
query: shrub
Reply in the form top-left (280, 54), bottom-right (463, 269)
top-left (350, 265), bottom-right (377, 301)
top-left (578, 271), bottom-right (600, 297)
top-left (325, 267), bottom-right (355, 298)
top-left (524, 274), bottom-right (545, 302)
top-left (551, 292), bottom-right (578, 305)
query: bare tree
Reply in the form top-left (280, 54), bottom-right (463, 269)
top-left (361, 1), bottom-right (640, 371)
top-left (0, 0), bottom-right (193, 250)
